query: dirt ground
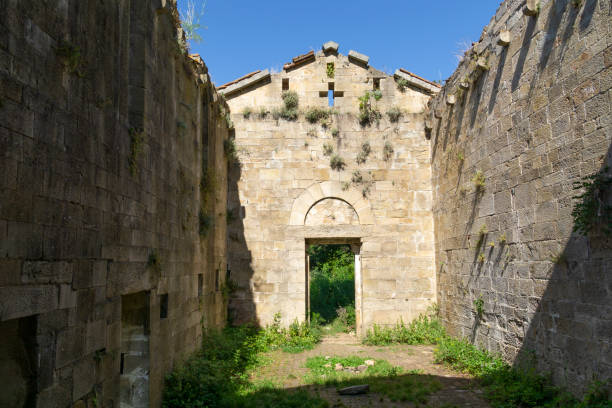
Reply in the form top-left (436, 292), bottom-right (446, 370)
top-left (251, 333), bottom-right (491, 408)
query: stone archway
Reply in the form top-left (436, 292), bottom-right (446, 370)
top-left (289, 181), bottom-right (374, 226)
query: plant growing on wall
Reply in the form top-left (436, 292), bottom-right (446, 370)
top-left (571, 167), bottom-right (612, 236)
top-left (199, 209), bottom-right (213, 236)
top-left (55, 40), bottom-right (85, 77)
top-left (386, 107), bottom-right (402, 123)
top-left (473, 297), bottom-right (484, 318)
top-left (396, 78), bottom-right (409, 92)
top-left (279, 91), bottom-right (299, 121)
top-left (258, 107), bottom-right (270, 119)
top-left (372, 89), bottom-right (383, 101)
top-left (305, 107), bottom-right (330, 124)
top-left (128, 127), bottom-right (145, 176)
top-left (383, 141), bottom-right (394, 161)
top-left (330, 154), bottom-right (346, 171)
top-left (323, 143), bottom-right (334, 156)
top-left (356, 142), bottom-right (371, 164)
top-left (224, 138), bottom-right (238, 163)
top-left (178, 0), bottom-right (207, 45)
top-left (471, 170), bottom-right (486, 193)
top-left (358, 91), bottom-right (382, 127)
top-left (331, 128), bottom-right (339, 138)
top-left (326, 62), bottom-right (335, 79)
top-left (242, 107), bottom-right (252, 119)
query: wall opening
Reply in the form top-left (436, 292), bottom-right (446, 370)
top-left (305, 239), bottom-right (361, 334)
top-left (0, 316), bottom-right (37, 408)
top-left (159, 294), bottom-right (168, 319)
top-left (282, 78), bottom-right (289, 91)
top-left (120, 291), bottom-right (150, 408)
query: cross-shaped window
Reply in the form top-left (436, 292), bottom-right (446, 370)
top-left (320, 82), bottom-right (343, 107)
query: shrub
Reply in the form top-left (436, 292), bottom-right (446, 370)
top-left (223, 138), bottom-right (238, 163)
top-left (305, 107), bottom-right (330, 124)
top-left (330, 154), bottom-right (346, 171)
top-left (331, 127), bottom-right (339, 137)
top-left (326, 62), bottom-right (335, 78)
top-left (281, 91), bottom-right (298, 109)
top-left (383, 141), bottom-right (394, 161)
top-left (356, 142), bottom-right (371, 164)
top-left (323, 143), bottom-right (334, 156)
top-left (309, 245), bottom-right (355, 324)
top-left (358, 91), bottom-right (382, 127)
top-left (258, 107), bottom-right (269, 119)
top-left (571, 167), bottom-right (612, 236)
top-left (242, 107), bottom-right (252, 119)
top-left (396, 77), bottom-right (409, 92)
top-left (372, 89), bottom-right (383, 101)
top-left (364, 313), bottom-right (446, 346)
top-left (472, 170), bottom-right (486, 192)
top-left (386, 106), bottom-right (402, 123)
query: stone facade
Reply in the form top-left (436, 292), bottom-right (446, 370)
top-left (428, 0), bottom-right (611, 393)
top-left (223, 47), bottom-right (439, 334)
top-left (0, 1), bottom-right (229, 406)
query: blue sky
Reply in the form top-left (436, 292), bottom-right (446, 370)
top-left (180, 1), bottom-right (501, 87)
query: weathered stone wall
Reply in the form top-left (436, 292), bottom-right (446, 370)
top-left (429, 0), bottom-right (611, 393)
top-left (224, 47), bottom-right (438, 334)
top-left (0, 1), bottom-right (229, 406)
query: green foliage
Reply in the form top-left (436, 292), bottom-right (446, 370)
top-left (499, 233), bottom-right (507, 245)
top-left (356, 142), bottom-right (371, 164)
top-left (331, 127), bottom-right (339, 137)
top-left (472, 170), bottom-right (486, 192)
top-left (308, 245), bottom-right (355, 325)
top-left (55, 40), bottom-right (85, 77)
top-left (372, 89), bottom-right (383, 101)
top-left (386, 106), bottom-right (402, 123)
top-left (257, 312), bottom-right (322, 353)
top-left (199, 209), bottom-right (213, 236)
top-left (363, 314), bottom-right (446, 346)
top-left (179, 0), bottom-right (207, 45)
top-left (572, 0), bottom-right (583, 8)
top-left (163, 323), bottom-right (328, 407)
top-left (282, 91), bottom-right (299, 109)
top-left (571, 167), bottom-right (612, 236)
top-left (457, 151), bottom-right (465, 162)
top-left (224, 138), bottom-right (238, 163)
top-left (358, 91), bottom-right (382, 126)
top-left (276, 91), bottom-right (299, 121)
top-left (305, 355), bottom-right (442, 404)
top-left (330, 154), bottom-right (346, 171)
top-left (128, 127), bottom-right (144, 176)
top-left (258, 107), bottom-right (270, 119)
top-left (473, 297), bottom-right (484, 318)
top-left (396, 77), bottom-right (410, 92)
top-left (305, 107), bottom-right (330, 124)
top-left (242, 107), bottom-right (253, 119)
top-left (326, 62), bottom-right (335, 78)
top-left (383, 141), bottom-right (394, 161)
top-left (322, 143), bottom-right (334, 156)
top-left (434, 336), bottom-right (506, 376)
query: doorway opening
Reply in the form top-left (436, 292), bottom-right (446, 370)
top-left (0, 316), bottom-right (37, 408)
top-left (120, 291), bottom-right (150, 408)
top-left (306, 239), bottom-right (361, 335)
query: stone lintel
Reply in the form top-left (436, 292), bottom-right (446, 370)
top-left (394, 70), bottom-right (440, 94)
top-left (219, 69), bottom-right (270, 96)
top-left (348, 50), bottom-right (370, 66)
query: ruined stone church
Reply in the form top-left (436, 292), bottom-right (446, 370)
top-left (0, 0), bottom-right (610, 407)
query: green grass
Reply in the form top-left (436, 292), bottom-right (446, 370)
top-left (364, 312), bottom-right (611, 408)
top-left (363, 314), bottom-right (445, 346)
top-left (163, 323), bottom-right (327, 407)
top-left (305, 355), bottom-right (442, 405)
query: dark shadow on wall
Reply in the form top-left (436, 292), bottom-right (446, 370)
top-left (511, 17), bottom-right (537, 92)
top-left (512, 142), bottom-right (612, 393)
top-left (225, 155), bottom-right (257, 326)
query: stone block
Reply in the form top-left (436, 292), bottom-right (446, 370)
top-left (348, 50), bottom-right (369, 65)
top-left (0, 285), bottom-right (58, 320)
top-left (322, 41), bottom-right (339, 53)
